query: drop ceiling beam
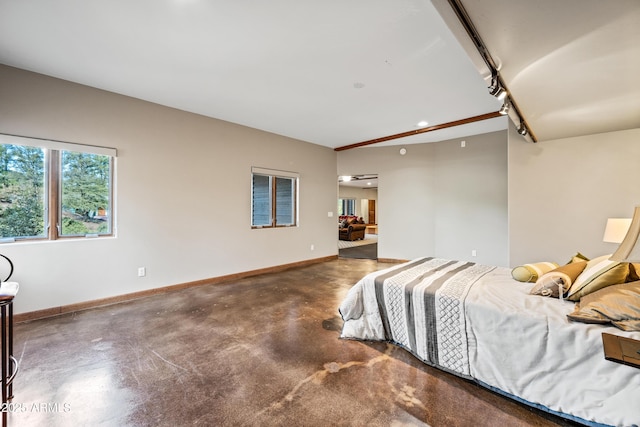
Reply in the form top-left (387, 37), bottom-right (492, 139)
top-left (334, 111), bottom-right (502, 151)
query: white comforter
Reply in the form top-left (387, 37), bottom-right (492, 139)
top-left (339, 258), bottom-right (640, 427)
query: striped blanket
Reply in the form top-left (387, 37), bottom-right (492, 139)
top-left (339, 257), bottom-right (495, 377)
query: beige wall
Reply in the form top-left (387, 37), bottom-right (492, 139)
top-left (338, 131), bottom-right (509, 266)
top-left (0, 65), bottom-right (338, 314)
top-left (508, 124), bottom-right (640, 266)
top-left (3, 64), bottom-right (636, 315)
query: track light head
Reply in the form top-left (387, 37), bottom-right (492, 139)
top-left (488, 74), bottom-right (507, 100)
top-left (517, 123), bottom-right (528, 136)
top-left (488, 83), bottom-right (503, 98)
top-left (499, 100), bottom-right (510, 115)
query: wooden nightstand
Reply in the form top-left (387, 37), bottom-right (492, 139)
top-left (602, 333), bottom-right (640, 369)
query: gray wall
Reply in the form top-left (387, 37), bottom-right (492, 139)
top-left (338, 131), bottom-right (509, 266)
top-left (0, 65), bottom-right (338, 314)
top-left (508, 123), bottom-right (640, 266)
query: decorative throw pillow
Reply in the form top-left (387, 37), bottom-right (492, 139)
top-left (565, 254), bottom-right (629, 301)
top-left (567, 280), bottom-right (640, 331)
top-left (627, 263), bottom-right (640, 282)
top-left (530, 261), bottom-right (588, 298)
top-left (511, 262), bottom-right (559, 283)
top-left (567, 252), bottom-right (590, 264)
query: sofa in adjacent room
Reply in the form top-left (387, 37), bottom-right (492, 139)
top-left (338, 216), bottom-right (366, 241)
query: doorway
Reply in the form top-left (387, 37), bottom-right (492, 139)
top-left (338, 174), bottom-right (378, 260)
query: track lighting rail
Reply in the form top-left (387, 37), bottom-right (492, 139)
top-left (446, 0), bottom-right (537, 142)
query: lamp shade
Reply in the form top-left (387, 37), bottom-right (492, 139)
top-left (610, 206), bottom-right (640, 262)
top-left (603, 218), bottom-right (632, 243)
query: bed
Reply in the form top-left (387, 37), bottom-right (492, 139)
top-left (338, 257), bottom-right (640, 427)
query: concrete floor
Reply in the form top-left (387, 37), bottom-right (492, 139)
top-left (9, 258), bottom-right (580, 427)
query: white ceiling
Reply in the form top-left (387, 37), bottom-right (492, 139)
top-left (339, 174), bottom-right (378, 189)
top-left (1, 0), bottom-right (638, 149)
top-left (458, 0), bottom-right (640, 142)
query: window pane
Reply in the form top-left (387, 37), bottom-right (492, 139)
top-left (275, 177), bottom-right (294, 226)
top-left (252, 174), bottom-right (271, 226)
top-left (347, 199), bottom-right (355, 215)
top-left (60, 151), bottom-right (112, 236)
top-left (338, 198), bottom-right (355, 216)
top-left (0, 144), bottom-right (46, 239)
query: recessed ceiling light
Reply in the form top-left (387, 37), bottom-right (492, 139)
top-left (416, 120), bottom-right (429, 127)
top-left (367, 182), bottom-right (372, 186)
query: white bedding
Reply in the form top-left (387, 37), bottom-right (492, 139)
top-left (340, 258), bottom-right (640, 427)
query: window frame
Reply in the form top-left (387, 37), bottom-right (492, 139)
top-left (251, 167), bottom-right (298, 229)
top-left (0, 133), bottom-right (116, 243)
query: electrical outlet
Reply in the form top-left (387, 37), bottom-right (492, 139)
top-left (138, 267), bottom-right (146, 277)
top-left (310, 244), bottom-right (315, 251)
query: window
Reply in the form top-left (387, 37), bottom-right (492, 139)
top-left (251, 167), bottom-right (298, 228)
top-left (338, 198), bottom-right (356, 216)
top-left (0, 134), bottom-right (116, 242)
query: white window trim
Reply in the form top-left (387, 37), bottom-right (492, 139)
top-left (0, 133), bottom-right (117, 157)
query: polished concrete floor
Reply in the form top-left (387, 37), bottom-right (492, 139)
top-left (10, 258), bottom-right (580, 427)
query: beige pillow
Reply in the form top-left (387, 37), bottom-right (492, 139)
top-left (530, 261), bottom-right (588, 298)
top-left (512, 262), bottom-right (559, 283)
top-left (567, 280), bottom-right (640, 331)
top-left (567, 252), bottom-right (590, 264)
top-left (566, 254), bottom-right (629, 301)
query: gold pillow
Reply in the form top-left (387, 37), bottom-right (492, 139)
top-left (567, 252), bottom-right (590, 264)
top-left (530, 261), bottom-right (588, 298)
top-left (627, 263), bottom-right (640, 282)
top-left (566, 255), bottom-right (629, 301)
top-left (567, 280), bottom-right (640, 331)
top-left (511, 262), bottom-right (559, 283)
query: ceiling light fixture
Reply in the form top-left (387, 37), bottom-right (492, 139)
top-left (488, 77), bottom-right (507, 100)
top-left (342, 175), bottom-right (352, 182)
top-left (416, 120), bottom-right (429, 127)
top-left (447, 0), bottom-right (536, 142)
top-left (499, 100), bottom-right (510, 115)
top-left (517, 122), bottom-right (528, 136)
top-left (399, 148), bottom-right (407, 155)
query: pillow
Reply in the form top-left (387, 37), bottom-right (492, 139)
top-left (511, 262), bottom-right (559, 283)
top-left (567, 280), bottom-right (640, 331)
top-left (530, 261), bottom-right (588, 298)
top-left (567, 252), bottom-right (590, 264)
top-left (565, 254), bottom-right (629, 301)
top-left (627, 263), bottom-right (640, 282)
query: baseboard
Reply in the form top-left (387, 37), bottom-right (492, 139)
top-left (15, 255), bottom-right (338, 323)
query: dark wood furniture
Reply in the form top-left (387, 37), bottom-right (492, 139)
top-left (1, 295), bottom-right (17, 427)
